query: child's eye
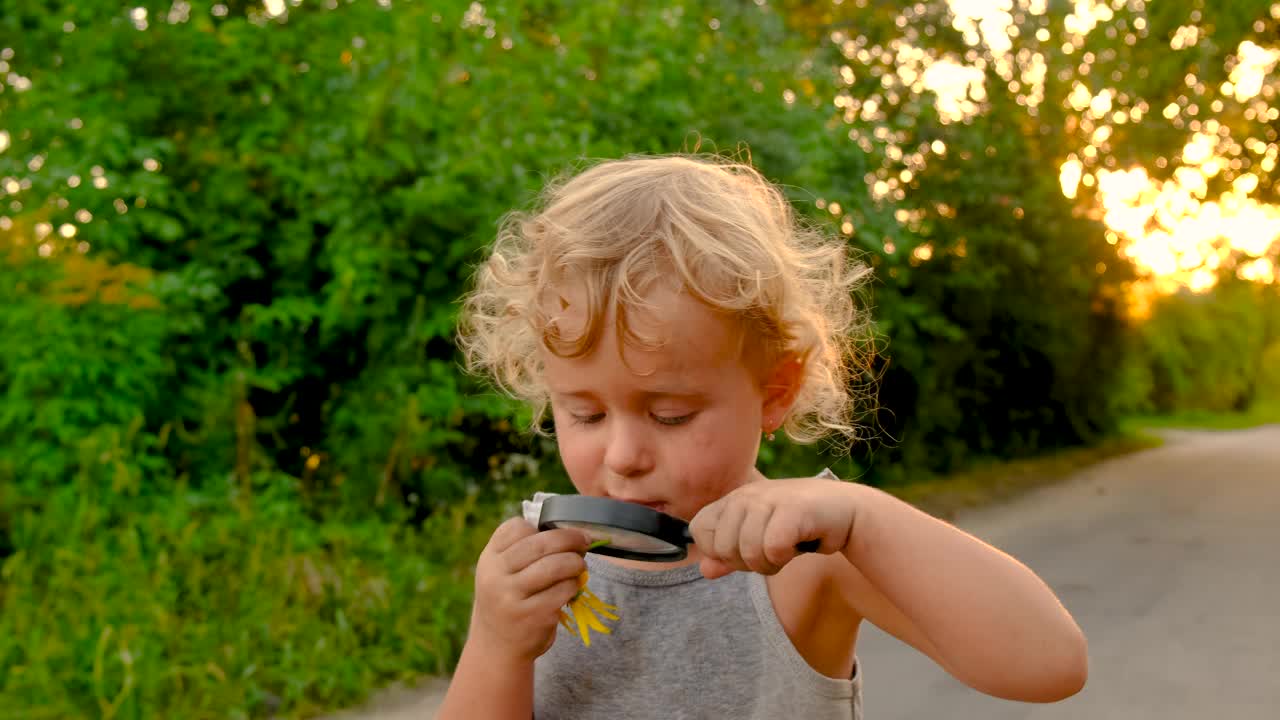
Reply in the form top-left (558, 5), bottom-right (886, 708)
top-left (572, 412), bottom-right (606, 426)
top-left (652, 412), bottom-right (696, 426)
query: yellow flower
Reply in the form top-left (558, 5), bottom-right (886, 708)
top-left (558, 569), bottom-right (619, 647)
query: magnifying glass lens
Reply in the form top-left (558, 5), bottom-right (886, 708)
top-left (547, 520), bottom-right (682, 554)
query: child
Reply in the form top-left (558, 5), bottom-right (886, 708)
top-left (438, 154), bottom-right (1087, 719)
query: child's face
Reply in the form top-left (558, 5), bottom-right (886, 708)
top-left (543, 284), bottom-right (787, 523)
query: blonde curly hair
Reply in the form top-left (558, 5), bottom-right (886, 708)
top-left (457, 153), bottom-right (874, 445)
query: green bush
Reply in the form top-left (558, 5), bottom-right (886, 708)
top-left (1133, 277), bottom-right (1280, 413)
top-left (0, 238), bottom-right (172, 495)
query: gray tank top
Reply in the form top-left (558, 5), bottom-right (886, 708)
top-left (534, 553), bottom-right (863, 719)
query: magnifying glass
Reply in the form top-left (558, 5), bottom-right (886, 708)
top-left (536, 494), bottom-right (820, 563)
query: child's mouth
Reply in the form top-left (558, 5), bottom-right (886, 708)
top-left (612, 497), bottom-right (669, 513)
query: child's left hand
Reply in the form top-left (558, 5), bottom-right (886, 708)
top-left (689, 476), bottom-right (859, 579)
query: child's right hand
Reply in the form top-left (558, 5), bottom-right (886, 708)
top-left (470, 517), bottom-right (591, 663)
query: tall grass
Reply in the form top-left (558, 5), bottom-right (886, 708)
top-left (0, 476), bottom-right (522, 719)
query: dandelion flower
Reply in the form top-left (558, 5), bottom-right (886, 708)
top-left (559, 569), bottom-right (620, 647)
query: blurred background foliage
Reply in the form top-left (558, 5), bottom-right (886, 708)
top-left (1, 0), bottom-right (1278, 717)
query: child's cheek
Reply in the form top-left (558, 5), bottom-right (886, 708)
top-left (690, 421), bottom-right (720, 452)
top-left (556, 427), bottom-right (600, 494)
top-left (678, 422), bottom-right (751, 495)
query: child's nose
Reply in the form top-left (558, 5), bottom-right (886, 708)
top-left (602, 417), bottom-right (654, 478)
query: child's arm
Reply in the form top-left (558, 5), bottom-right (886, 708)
top-left (692, 477), bottom-right (1087, 703)
top-left (436, 518), bottom-right (590, 720)
top-left (838, 483), bottom-right (1087, 701)
top-left (436, 634), bottom-right (536, 719)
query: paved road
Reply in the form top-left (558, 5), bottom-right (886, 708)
top-left (326, 426), bottom-right (1280, 720)
top-left (860, 425), bottom-right (1280, 719)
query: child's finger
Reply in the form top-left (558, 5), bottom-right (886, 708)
top-left (762, 510), bottom-right (805, 568)
top-left (711, 499), bottom-right (749, 570)
top-left (502, 528), bottom-right (591, 574)
top-left (699, 555), bottom-right (734, 580)
top-left (738, 505), bottom-right (781, 574)
top-left (689, 498), bottom-right (725, 548)
top-left (537, 575), bottom-right (584, 612)
top-left (514, 550), bottom-right (587, 596)
top-left (486, 517), bottom-right (538, 555)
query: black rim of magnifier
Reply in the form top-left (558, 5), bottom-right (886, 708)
top-left (538, 495), bottom-right (692, 562)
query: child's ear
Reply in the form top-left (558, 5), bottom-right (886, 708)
top-left (760, 352), bottom-right (806, 433)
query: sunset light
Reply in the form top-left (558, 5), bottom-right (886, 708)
top-left (943, 0), bottom-right (1280, 292)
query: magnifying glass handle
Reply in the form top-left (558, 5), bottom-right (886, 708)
top-left (795, 539), bottom-right (820, 553)
top-left (682, 528), bottom-right (820, 554)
